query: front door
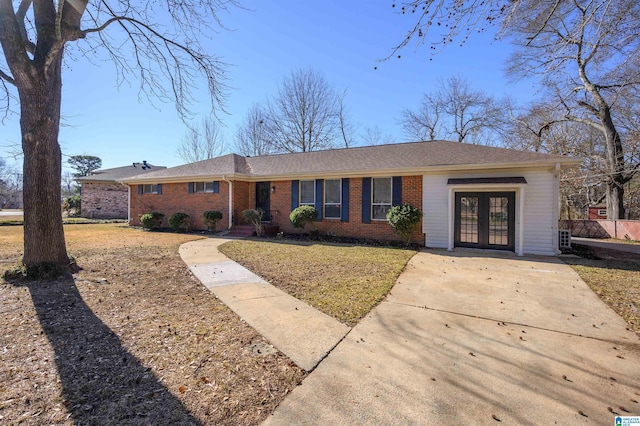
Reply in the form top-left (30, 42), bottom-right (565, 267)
top-left (454, 192), bottom-right (515, 251)
top-left (255, 182), bottom-right (271, 221)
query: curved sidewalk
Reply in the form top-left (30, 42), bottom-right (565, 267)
top-left (179, 237), bottom-right (350, 372)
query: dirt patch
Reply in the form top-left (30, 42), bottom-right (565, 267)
top-left (0, 224), bottom-right (305, 424)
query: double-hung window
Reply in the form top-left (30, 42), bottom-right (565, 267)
top-left (324, 179), bottom-right (341, 219)
top-left (372, 177), bottom-right (392, 220)
top-left (195, 182), bottom-right (215, 193)
top-left (299, 180), bottom-right (315, 206)
top-left (143, 184), bottom-right (159, 194)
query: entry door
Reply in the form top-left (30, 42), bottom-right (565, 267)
top-left (255, 182), bottom-right (271, 221)
top-left (454, 192), bottom-right (515, 251)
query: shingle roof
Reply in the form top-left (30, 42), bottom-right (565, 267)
top-left (121, 141), bottom-right (579, 183)
top-left (76, 163), bottom-right (167, 182)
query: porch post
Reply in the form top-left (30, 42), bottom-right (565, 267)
top-left (227, 180), bottom-right (233, 229)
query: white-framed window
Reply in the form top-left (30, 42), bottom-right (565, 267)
top-left (195, 182), bottom-right (215, 193)
top-left (300, 180), bottom-right (315, 206)
top-left (324, 179), bottom-right (341, 219)
top-left (598, 209), bottom-right (606, 216)
top-left (143, 184), bottom-right (159, 194)
top-left (372, 177), bottom-right (392, 220)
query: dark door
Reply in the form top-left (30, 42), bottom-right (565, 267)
top-left (255, 182), bottom-right (271, 221)
top-left (455, 192), bottom-right (515, 251)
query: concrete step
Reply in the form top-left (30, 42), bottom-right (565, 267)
top-left (227, 225), bottom-right (255, 237)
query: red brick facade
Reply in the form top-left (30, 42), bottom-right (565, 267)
top-left (129, 175), bottom-right (423, 243)
top-left (81, 182), bottom-right (129, 219)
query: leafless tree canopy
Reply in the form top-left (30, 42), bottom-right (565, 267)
top-left (0, 0), bottom-right (237, 268)
top-left (401, 75), bottom-right (506, 145)
top-left (361, 125), bottom-right (395, 146)
top-left (234, 104), bottom-right (272, 157)
top-left (177, 119), bottom-right (226, 163)
top-left (393, 0), bottom-right (640, 219)
top-left (266, 68), bottom-right (342, 153)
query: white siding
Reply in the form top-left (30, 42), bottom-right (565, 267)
top-left (422, 168), bottom-right (559, 256)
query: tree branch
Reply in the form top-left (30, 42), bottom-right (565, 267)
top-left (0, 68), bottom-right (15, 85)
top-left (16, 0), bottom-right (36, 54)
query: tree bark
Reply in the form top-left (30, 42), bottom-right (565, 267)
top-left (19, 51), bottom-right (69, 267)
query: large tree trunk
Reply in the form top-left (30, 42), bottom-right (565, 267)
top-left (19, 53), bottom-right (69, 268)
top-left (601, 108), bottom-right (627, 220)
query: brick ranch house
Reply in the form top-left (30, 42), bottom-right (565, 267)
top-left (76, 162), bottom-right (166, 219)
top-left (121, 141), bottom-right (580, 256)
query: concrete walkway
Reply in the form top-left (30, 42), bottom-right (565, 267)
top-left (179, 237), bottom-right (350, 372)
top-left (265, 249), bottom-right (640, 425)
top-left (572, 237), bottom-right (640, 255)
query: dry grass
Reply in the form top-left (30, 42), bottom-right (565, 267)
top-left (0, 224), bottom-right (305, 425)
top-left (218, 239), bottom-right (416, 326)
top-left (563, 244), bottom-right (640, 337)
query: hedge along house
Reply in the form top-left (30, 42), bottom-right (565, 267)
top-left (121, 141), bottom-right (580, 255)
top-left (76, 162), bottom-right (166, 219)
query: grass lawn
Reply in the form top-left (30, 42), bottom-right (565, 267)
top-left (562, 245), bottom-right (640, 336)
top-left (218, 239), bottom-right (416, 326)
top-left (0, 224), bottom-right (304, 425)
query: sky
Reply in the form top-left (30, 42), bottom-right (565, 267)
top-left (0, 0), bottom-right (543, 173)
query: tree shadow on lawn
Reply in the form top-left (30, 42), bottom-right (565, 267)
top-left (25, 276), bottom-right (200, 425)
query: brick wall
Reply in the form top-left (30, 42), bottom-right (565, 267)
top-left (128, 176), bottom-right (424, 243)
top-left (81, 182), bottom-right (128, 219)
top-left (270, 176), bottom-right (424, 244)
top-left (129, 182), bottom-right (230, 231)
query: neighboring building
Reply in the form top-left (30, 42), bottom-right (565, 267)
top-left (588, 206), bottom-right (607, 220)
top-left (77, 162), bottom-right (166, 219)
top-left (121, 141), bottom-right (580, 255)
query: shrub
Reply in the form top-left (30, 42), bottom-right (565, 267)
top-left (242, 209), bottom-right (263, 237)
top-left (168, 212), bottom-right (191, 232)
top-left (63, 195), bottom-right (81, 216)
top-left (386, 203), bottom-right (423, 246)
top-left (203, 210), bottom-right (223, 232)
top-left (289, 205), bottom-right (317, 229)
top-left (140, 211), bottom-right (164, 230)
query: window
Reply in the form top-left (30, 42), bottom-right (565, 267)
top-left (324, 179), bottom-right (341, 219)
top-left (143, 184), bottom-right (159, 194)
top-left (195, 182), bottom-right (217, 193)
top-left (300, 180), bottom-right (315, 206)
top-left (598, 209), bottom-right (606, 216)
top-left (372, 177), bottom-right (392, 220)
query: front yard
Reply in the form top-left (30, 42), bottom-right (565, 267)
top-left (1, 223), bottom-right (638, 424)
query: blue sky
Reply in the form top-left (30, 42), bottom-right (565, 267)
top-left (0, 0), bottom-right (542, 172)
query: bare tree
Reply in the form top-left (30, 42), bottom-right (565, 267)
top-left (391, 0), bottom-right (640, 218)
top-left (0, 0), bottom-right (236, 271)
top-left (361, 125), bottom-right (395, 146)
top-left (177, 119), bottom-right (226, 163)
top-left (266, 68), bottom-right (341, 153)
top-left (338, 89), bottom-right (356, 148)
top-left (234, 104), bottom-right (272, 157)
top-left (401, 75), bottom-right (506, 145)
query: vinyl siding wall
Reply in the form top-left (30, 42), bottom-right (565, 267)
top-left (423, 168), bottom-right (559, 255)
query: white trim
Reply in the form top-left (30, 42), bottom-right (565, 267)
top-left (448, 183), bottom-right (527, 254)
top-left (222, 176), bottom-right (233, 229)
top-left (127, 185), bottom-right (131, 223)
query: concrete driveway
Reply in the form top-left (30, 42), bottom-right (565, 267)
top-left (265, 249), bottom-right (640, 425)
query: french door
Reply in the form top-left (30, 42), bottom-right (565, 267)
top-left (454, 192), bottom-right (515, 251)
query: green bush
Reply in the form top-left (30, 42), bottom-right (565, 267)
top-left (63, 195), bottom-right (81, 216)
top-left (168, 212), bottom-right (191, 232)
top-left (203, 210), bottom-right (223, 231)
top-left (242, 209), bottom-right (263, 237)
top-left (289, 205), bottom-right (317, 229)
top-left (386, 203), bottom-right (423, 246)
top-left (140, 212), bottom-right (164, 230)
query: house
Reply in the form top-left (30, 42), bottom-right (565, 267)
top-left (588, 206), bottom-right (607, 220)
top-left (76, 162), bottom-right (166, 219)
top-left (120, 141), bottom-right (580, 255)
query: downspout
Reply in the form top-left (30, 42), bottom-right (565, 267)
top-left (222, 175), bottom-right (233, 229)
top-left (553, 163), bottom-right (561, 254)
